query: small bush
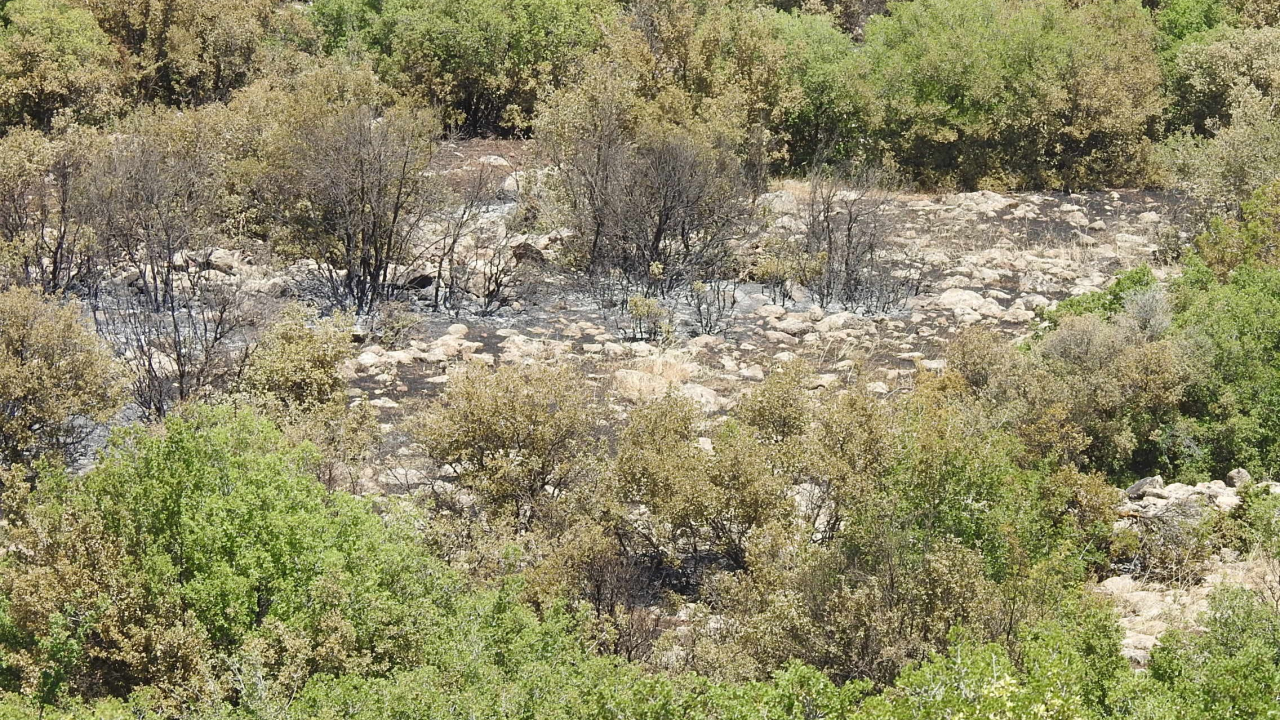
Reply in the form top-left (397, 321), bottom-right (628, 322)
top-left (1042, 264), bottom-right (1159, 326)
top-left (0, 287), bottom-right (125, 468)
top-left (951, 312), bottom-right (1194, 477)
top-left (241, 305), bottom-right (375, 491)
top-left (414, 365), bottom-right (605, 533)
top-left (242, 304), bottom-right (354, 413)
top-left (735, 362), bottom-right (814, 443)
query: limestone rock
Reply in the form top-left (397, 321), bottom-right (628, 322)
top-left (1226, 468), bottom-right (1252, 487)
top-left (680, 383), bottom-right (722, 413)
top-left (933, 288), bottom-right (1003, 317)
top-left (1125, 475), bottom-right (1164, 500)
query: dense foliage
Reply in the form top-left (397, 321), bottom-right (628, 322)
top-left (0, 0), bottom-right (1269, 191)
top-left (4, 0), bottom-right (1280, 717)
top-left (861, 0), bottom-right (1164, 190)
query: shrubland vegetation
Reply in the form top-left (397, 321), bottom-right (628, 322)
top-left (3, 0), bottom-right (1280, 716)
top-left (16, 265), bottom-right (1280, 715)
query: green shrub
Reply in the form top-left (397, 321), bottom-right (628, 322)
top-left (1157, 0), bottom-right (1227, 44)
top-left (862, 0), bottom-right (1163, 190)
top-left (951, 314), bottom-right (1194, 479)
top-left (0, 405), bottom-right (455, 704)
top-left (1165, 26), bottom-right (1280, 136)
top-left (1173, 263), bottom-right (1280, 477)
top-left (311, 0), bottom-right (614, 134)
top-left (1191, 179), bottom-right (1280, 277)
top-left (862, 604), bottom-right (1125, 720)
top-left (1142, 587), bottom-right (1280, 719)
top-left (960, 250), bottom-right (1280, 482)
top-left (242, 304), bottom-right (355, 413)
top-left (616, 398), bottom-right (792, 573)
top-left (735, 362), bottom-right (814, 443)
top-left (241, 304), bottom-right (377, 492)
top-left (1044, 265), bottom-right (1159, 325)
top-left (769, 10), bottom-right (875, 168)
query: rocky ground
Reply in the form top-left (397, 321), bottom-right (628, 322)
top-left (324, 182), bottom-right (1187, 415)
top-left (100, 148), bottom-right (1217, 667)
top-left (1102, 470), bottom-right (1280, 666)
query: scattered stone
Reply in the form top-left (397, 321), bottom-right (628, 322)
top-left (512, 242), bottom-right (546, 266)
top-left (807, 374), bottom-right (840, 390)
top-left (680, 383), bottom-right (722, 413)
top-left (497, 173), bottom-right (520, 201)
top-left (1226, 468), bottom-right (1252, 487)
top-left (763, 330), bottom-right (800, 346)
top-left (815, 312), bottom-right (855, 333)
top-left (771, 314), bottom-right (813, 336)
top-left (759, 190), bottom-right (799, 216)
top-left (203, 248), bottom-right (244, 274)
top-left (1064, 210), bottom-right (1089, 227)
top-left (1125, 475), bottom-right (1164, 500)
top-left (1216, 493), bottom-right (1242, 512)
top-left (356, 350), bottom-right (385, 370)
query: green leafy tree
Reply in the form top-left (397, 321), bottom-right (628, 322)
top-left (366, 0), bottom-right (615, 134)
top-left (0, 0), bottom-right (123, 129)
top-left (69, 0), bottom-right (292, 106)
top-left (862, 0), bottom-right (1163, 190)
